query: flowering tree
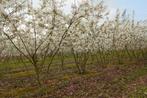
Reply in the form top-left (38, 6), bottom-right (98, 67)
top-left (0, 0), bottom-right (80, 86)
top-left (62, 1), bottom-right (108, 74)
top-left (0, 0), bottom-right (147, 86)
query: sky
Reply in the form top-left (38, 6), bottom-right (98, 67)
top-left (104, 0), bottom-right (147, 20)
top-left (33, 0), bottom-right (147, 21)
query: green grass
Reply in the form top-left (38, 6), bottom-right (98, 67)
top-left (0, 59), bottom-right (31, 70)
top-left (5, 70), bottom-right (35, 78)
top-left (126, 66), bottom-right (147, 82)
top-left (0, 55), bottom-right (74, 71)
top-left (0, 86), bottom-right (37, 98)
top-left (130, 86), bottom-right (147, 98)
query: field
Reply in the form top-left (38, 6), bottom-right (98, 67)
top-left (0, 0), bottom-right (147, 98)
top-left (0, 55), bottom-right (147, 98)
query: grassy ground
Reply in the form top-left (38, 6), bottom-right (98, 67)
top-left (0, 56), bottom-right (147, 98)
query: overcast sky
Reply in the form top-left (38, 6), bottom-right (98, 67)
top-left (33, 0), bottom-right (147, 20)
